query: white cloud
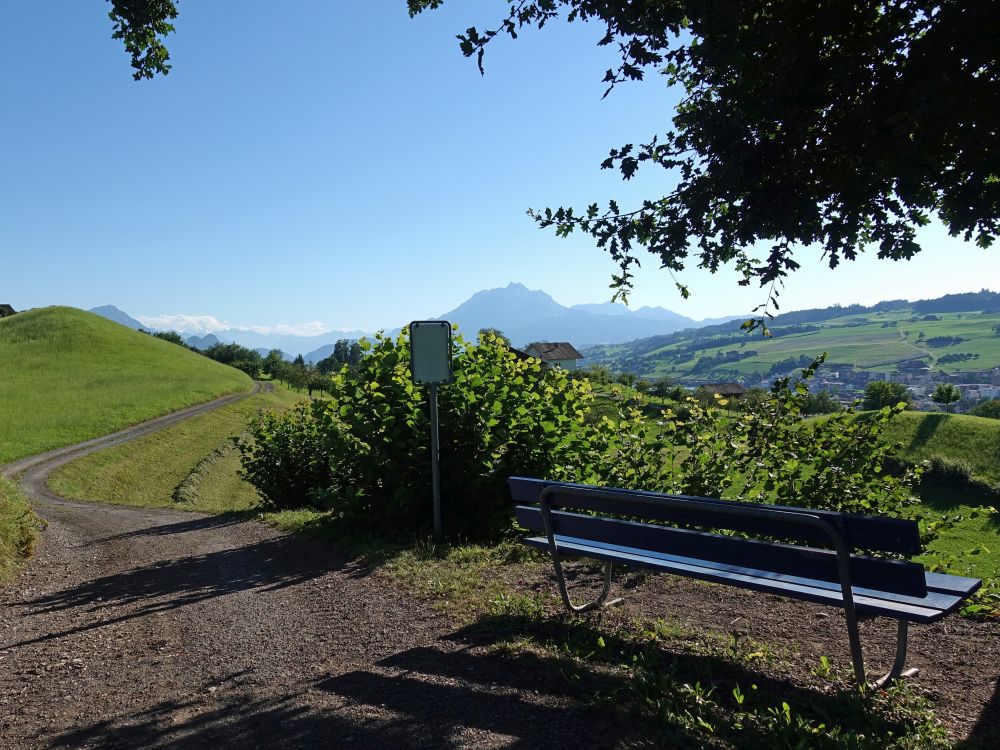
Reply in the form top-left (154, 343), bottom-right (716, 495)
top-left (137, 314), bottom-right (231, 334)
top-left (243, 322), bottom-right (331, 336)
top-left (137, 313), bottom-right (332, 337)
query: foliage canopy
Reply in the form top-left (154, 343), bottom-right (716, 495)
top-left (409, 0), bottom-right (999, 320)
top-left (106, 2), bottom-right (998, 318)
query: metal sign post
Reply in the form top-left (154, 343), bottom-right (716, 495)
top-left (409, 320), bottom-right (453, 540)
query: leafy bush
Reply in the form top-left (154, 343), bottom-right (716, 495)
top-left (0, 478), bottom-right (42, 581)
top-left (580, 356), bottom-right (922, 521)
top-left (243, 331), bottom-right (595, 535)
top-left (244, 347), bottom-right (922, 540)
top-left (970, 398), bottom-right (1000, 420)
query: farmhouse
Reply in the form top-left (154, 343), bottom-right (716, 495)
top-left (524, 341), bottom-right (584, 370)
top-left (701, 382), bottom-right (747, 398)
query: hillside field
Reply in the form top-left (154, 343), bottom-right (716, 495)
top-left (586, 307), bottom-right (1000, 380)
top-left (0, 307), bottom-right (252, 466)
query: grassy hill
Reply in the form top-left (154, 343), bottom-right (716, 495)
top-left (883, 411), bottom-right (1000, 488)
top-left (586, 306), bottom-right (1000, 381)
top-left (0, 307), bottom-right (252, 466)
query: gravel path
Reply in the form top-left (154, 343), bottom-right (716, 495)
top-left (0, 390), bottom-right (625, 749)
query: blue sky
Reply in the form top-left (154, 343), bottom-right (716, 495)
top-left (2, 1), bottom-right (996, 335)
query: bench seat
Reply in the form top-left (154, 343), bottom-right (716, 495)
top-left (522, 535), bottom-right (980, 624)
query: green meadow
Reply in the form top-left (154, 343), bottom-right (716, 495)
top-left (589, 309), bottom-right (1000, 379)
top-left (0, 307), bottom-right (252, 466)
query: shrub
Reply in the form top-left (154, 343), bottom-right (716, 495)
top-left (970, 398), bottom-right (1000, 420)
top-left (582, 355), bottom-right (922, 521)
top-left (244, 347), bottom-right (922, 541)
top-left (243, 330), bottom-right (596, 536)
top-left (862, 380), bottom-right (912, 410)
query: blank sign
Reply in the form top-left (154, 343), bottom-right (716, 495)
top-left (409, 320), bottom-right (452, 384)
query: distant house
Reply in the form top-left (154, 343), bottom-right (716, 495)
top-left (701, 382), bottom-right (747, 398)
top-left (524, 341), bottom-right (584, 370)
top-left (0, 304), bottom-right (16, 318)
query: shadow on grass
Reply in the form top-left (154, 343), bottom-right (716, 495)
top-left (907, 412), bottom-right (949, 451)
top-left (918, 480), bottom-right (1000, 513)
top-left (410, 613), bottom-right (942, 749)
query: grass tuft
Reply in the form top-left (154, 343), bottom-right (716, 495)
top-left (0, 478), bottom-right (43, 581)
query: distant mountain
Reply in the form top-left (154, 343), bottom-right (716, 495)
top-left (186, 333), bottom-right (221, 350)
top-left (304, 344), bottom-right (335, 364)
top-left (182, 328), bottom-right (371, 358)
top-left (441, 283), bottom-right (565, 335)
top-left (438, 283), bottom-right (737, 348)
top-left (570, 302), bottom-right (632, 317)
top-left (88, 305), bottom-right (146, 331)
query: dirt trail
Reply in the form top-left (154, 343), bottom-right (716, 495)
top-left (0, 388), bottom-right (622, 749)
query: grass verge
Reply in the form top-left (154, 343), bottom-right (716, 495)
top-left (48, 385), bottom-right (303, 512)
top-left (0, 478), bottom-right (42, 582)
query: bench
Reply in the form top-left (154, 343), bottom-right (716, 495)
top-left (510, 476), bottom-right (982, 688)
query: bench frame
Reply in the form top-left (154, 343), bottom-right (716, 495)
top-left (520, 481), bottom-right (973, 689)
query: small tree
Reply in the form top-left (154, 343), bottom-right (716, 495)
top-left (616, 372), bottom-right (637, 388)
top-left (931, 383), bottom-right (962, 413)
top-left (645, 376), bottom-right (674, 398)
top-left (862, 381), bottom-right (912, 410)
top-left (801, 390), bottom-right (841, 416)
top-left (150, 330), bottom-right (187, 347)
top-left (263, 349), bottom-right (286, 378)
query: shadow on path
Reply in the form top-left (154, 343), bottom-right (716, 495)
top-left (5, 532), bottom-right (346, 650)
top-left (49, 611), bottom-right (948, 749)
top-left (959, 676), bottom-right (1000, 749)
top-left (84, 512), bottom-right (258, 547)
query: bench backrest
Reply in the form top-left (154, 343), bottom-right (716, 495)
top-left (510, 477), bottom-right (928, 597)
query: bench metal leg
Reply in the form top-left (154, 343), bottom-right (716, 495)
top-left (844, 606), bottom-right (867, 687)
top-left (550, 555), bottom-right (621, 613)
top-left (872, 620), bottom-right (920, 689)
top-left (845, 616), bottom-right (920, 690)
top-left (538, 486), bottom-right (622, 614)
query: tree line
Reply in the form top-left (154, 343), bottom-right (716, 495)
top-left (144, 330), bottom-right (362, 393)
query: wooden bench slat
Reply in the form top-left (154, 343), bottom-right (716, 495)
top-left (516, 506), bottom-right (928, 597)
top-left (523, 536), bottom-right (962, 623)
top-left (510, 477), bottom-right (922, 555)
top-left (925, 571), bottom-right (982, 597)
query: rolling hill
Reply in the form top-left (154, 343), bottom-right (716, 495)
top-left (0, 307), bottom-right (252, 466)
top-left (585, 299), bottom-right (1000, 383)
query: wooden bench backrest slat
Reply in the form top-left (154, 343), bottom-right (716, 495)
top-left (516, 506), bottom-right (928, 597)
top-left (509, 477), bottom-right (922, 556)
